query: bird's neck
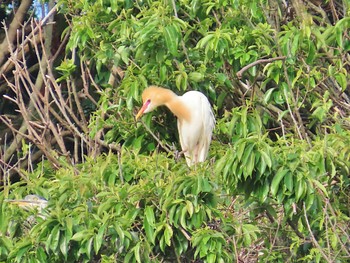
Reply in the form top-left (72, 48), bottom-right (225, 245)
top-left (165, 96), bottom-right (191, 122)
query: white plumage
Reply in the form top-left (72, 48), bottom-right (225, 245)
top-left (136, 86), bottom-right (215, 166)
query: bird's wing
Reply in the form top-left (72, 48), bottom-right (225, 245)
top-left (178, 91), bottom-right (215, 165)
top-left (197, 93), bottom-right (215, 162)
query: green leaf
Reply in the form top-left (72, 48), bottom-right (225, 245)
top-left (260, 149), bottom-right (272, 168)
top-left (59, 234), bottom-right (68, 260)
top-left (197, 34), bottom-right (214, 49)
top-left (217, 92), bottom-right (227, 109)
top-left (14, 240), bottom-right (31, 262)
top-left (145, 206), bottom-right (155, 225)
top-left (86, 237), bottom-right (93, 258)
top-left (48, 224), bottom-right (60, 252)
top-left (335, 73), bottom-right (347, 91)
top-left (257, 181), bottom-right (269, 203)
top-left (180, 206), bottom-right (188, 229)
top-left (71, 230), bottom-right (91, 242)
top-left (144, 218), bottom-right (155, 244)
top-left (271, 168), bottom-right (288, 197)
top-left (37, 246), bottom-right (47, 262)
top-left (188, 72), bottom-right (204, 82)
top-left (310, 179), bottom-right (328, 198)
top-left (241, 142), bottom-right (255, 165)
top-left (176, 73), bottom-right (183, 90)
top-left (167, 204), bottom-right (178, 226)
top-left (134, 242), bottom-right (141, 263)
top-left (291, 33), bottom-right (300, 56)
top-left (164, 224), bottom-right (173, 247)
top-left (0, 235), bottom-right (12, 251)
top-left (207, 253), bottom-right (216, 263)
top-left (159, 65), bottom-right (167, 83)
top-left (94, 225), bottom-right (106, 255)
top-left (236, 140), bottom-right (246, 161)
top-left (242, 224), bottom-right (259, 247)
top-left (265, 204), bottom-right (277, 219)
top-left (305, 192), bottom-right (315, 211)
top-left (164, 24), bottom-right (179, 56)
top-left (306, 42), bottom-right (316, 64)
top-left (186, 200), bottom-right (194, 217)
top-left (264, 88), bottom-right (275, 104)
top-left (335, 27), bottom-right (343, 47)
top-left (65, 217), bottom-right (73, 241)
top-left (284, 172), bottom-right (293, 192)
top-left (296, 179), bottom-right (306, 202)
top-left (143, 207), bottom-right (155, 244)
top-left (330, 232), bottom-right (338, 249)
top-left (114, 223), bottom-right (125, 244)
top-left (244, 151), bottom-right (255, 179)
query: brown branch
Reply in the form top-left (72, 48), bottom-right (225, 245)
top-left (2, 13), bottom-right (61, 165)
top-left (287, 219), bottom-right (305, 239)
top-left (290, 0), bottom-right (313, 26)
top-left (46, 75), bottom-right (90, 144)
top-left (72, 80), bottom-right (88, 132)
top-left (0, 35), bottom-right (42, 84)
top-left (304, 0), bottom-right (331, 24)
top-left (0, 4), bottom-right (57, 77)
top-left (43, 0), bottom-right (55, 60)
top-left (140, 119), bottom-right (172, 154)
top-left (0, 7), bottom-right (56, 164)
top-left (51, 27), bottom-right (70, 64)
top-left (236, 56), bottom-right (286, 79)
top-left (266, 8), bottom-right (310, 144)
top-left (0, 3), bottom-right (103, 177)
top-left (303, 203), bottom-right (333, 263)
top-left (0, 0), bottom-right (33, 66)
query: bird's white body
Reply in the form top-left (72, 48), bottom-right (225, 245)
top-left (176, 91), bottom-right (215, 166)
top-left (136, 86), bottom-right (215, 166)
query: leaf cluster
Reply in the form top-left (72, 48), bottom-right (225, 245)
top-left (1, 151), bottom-right (248, 262)
top-left (1, 0), bottom-right (350, 262)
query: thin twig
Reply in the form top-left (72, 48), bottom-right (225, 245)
top-left (170, 0), bottom-right (178, 17)
top-left (303, 203), bottom-right (333, 263)
top-left (117, 149), bottom-right (124, 184)
top-left (323, 195), bottom-right (350, 257)
top-left (139, 119), bottom-right (172, 153)
top-left (0, 5), bottom-right (57, 77)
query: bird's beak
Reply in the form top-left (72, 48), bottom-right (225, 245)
top-left (135, 100), bottom-right (150, 120)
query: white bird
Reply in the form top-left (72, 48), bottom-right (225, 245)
top-left (136, 86), bottom-right (215, 166)
top-left (6, 194), bottom-right (48, 221)
top-left (6, 194), bottom-right (48, 211)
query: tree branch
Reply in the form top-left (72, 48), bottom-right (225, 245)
top-left (236, 56), bottom-right (286, 79)
top-left (140, 119), bottom-right (172, 153)
top-left (303, 203), bottom-right (333, 263)
top-left (0, 0), bottom-right (33, 66)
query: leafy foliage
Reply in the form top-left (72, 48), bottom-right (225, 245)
top-left (1, 152), bottom-right (237, 262)
top-left (1, 0), bottom-right (350, 262)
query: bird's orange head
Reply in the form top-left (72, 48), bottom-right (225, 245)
top-left (135, 86), bottom-right (174, 120)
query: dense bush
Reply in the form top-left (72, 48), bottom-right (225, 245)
top-left (1, 152), bottom-right (234, 262)
top-left (0, 0), bottom-right (350, 262)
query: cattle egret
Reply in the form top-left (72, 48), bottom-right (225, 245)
top-left (6, 194), bottom-right (48, 211)
top-left (136, 86), bottom-right (215, 166)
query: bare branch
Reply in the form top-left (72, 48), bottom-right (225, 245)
top-left (0, 4), bottom-right (57, 77)
top-left (0, 0), bottom-right (33, 66)
top-left (236, 56), bottom-right (286, 79)
top-left (139, 119), bottom-right (173, 153)
top-left (303, 203), bottom-right (333, 263)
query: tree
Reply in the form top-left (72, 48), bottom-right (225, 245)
top-left (0, 0), bottom-right (350, 262)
